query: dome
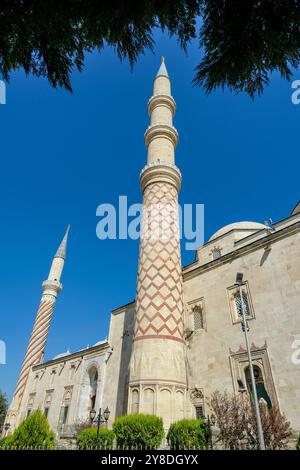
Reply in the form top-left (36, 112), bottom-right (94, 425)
top-left (209, 221), bottom-right (267, 241)
top-left (291, 200), bottom-right (300, 215)
top-left (52, 349), bottom-right (70, 360)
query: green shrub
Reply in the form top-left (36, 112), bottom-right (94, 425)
top-left (0, 410), bottom-right (55, 450)
top-left (167, 419), bottom-right (209, 450)
top-left (113, 414), bottom-right (164, 449)
top-left (77, 427), bottom-right (115, 450)
top-left (296, 433), bottom-right (300, 450)
top-left (0, 435), bottom-right (15, 449)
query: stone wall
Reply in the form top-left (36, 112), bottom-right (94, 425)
top-left (184, 220), bottom-right (300, 431)
top-left (19, 343), bottom-right (109, 436)
top-left (102, 303), bottom-right (135, 424)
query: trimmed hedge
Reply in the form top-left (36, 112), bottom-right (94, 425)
top-left (113, 414), bottom-right (164, 449)
top-left (167, 419), bottom-right (209, 450)
top-left (0, 410), bottom-right (55, 450)
top-left (76, 427), bottom-right (114, 450)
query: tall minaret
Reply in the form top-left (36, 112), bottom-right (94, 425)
top-left (6, 226), bottom-right (70, 431)
top-left (129, 59), bottom-right (187, 427)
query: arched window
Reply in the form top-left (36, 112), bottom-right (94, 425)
top-left (143, 388), bottom-right (154, 415)
top-left (88, 367), bottom-right (98, 413)
top-left (131, 389), bottom-right (139, 414)
top-left (158, 389), bottom-right (172, 429)
top-left (193, 305), bottom-right (204, 330)
top-left (175, 390), bottom-right (184, 421)
top-left (245, 365), bottom-right (272, 409)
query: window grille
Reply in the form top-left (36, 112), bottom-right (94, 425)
top-left (234, 290), bottom-right (250, 317)
top-left (193, 306), bottom-right (204, 330)
top-left (195, 406), bottom-right (204, 419)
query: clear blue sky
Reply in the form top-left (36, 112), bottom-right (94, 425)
top-left (0, 29), bottom-right (299, 401)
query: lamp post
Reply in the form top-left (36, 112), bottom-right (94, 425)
top-left (237, 378), bottom-right (249, 449)
top-left (206, 414), bottom-right (215, 449)
top-left (103, 407), bottom-right (111, 428)
top-left (89, 408), bottom-right (96, 424)
top-left (89, 407), bottom-right (110, 438)
top-left (96, 409), bottom-right (104, 438)
top-left (237, 377), bottom-right (247, 415)
top-left (235, 273), bottom-right (265, 450)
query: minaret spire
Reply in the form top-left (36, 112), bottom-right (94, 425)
top-left (156, 56), bottom-right (169, 78)
top-left (5, 227), bottom-right (70, 433)
top-left (129, 60), bottom-right (186, 428)
top-left (54, 224), bottom-right (70, 260)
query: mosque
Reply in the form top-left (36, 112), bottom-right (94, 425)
top-left (4, 59), bottom-right (300, 443)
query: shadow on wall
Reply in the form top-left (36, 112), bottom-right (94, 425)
top-left (115, 306), bottom-right (135, 417)
top-left (260, 248), bottom-right (271, 267)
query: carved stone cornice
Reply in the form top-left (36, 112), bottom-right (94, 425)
top-left (144, 124), bottom-right (178, 148)
top-left (229, 340), bottom-right (267, 355)
top-left (147, 94), bottom-right (176, 116)
top-left (183, 220), bottom-right (300, 281)
top-left (31, 341), bottom-right (110, 371)
top-left (140, 162), bottom-right (182, 192)
top-left (42, 279), bottom-right (62, 298)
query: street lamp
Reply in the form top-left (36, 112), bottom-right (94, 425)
top-left (91, 407), bottom-right (110, 438)
top-left (235, 273), bottom-right (265, 450)
top-left (89, 409), bottom-right (96, 422)
top-left (103, 407), bottom-right (111, 426)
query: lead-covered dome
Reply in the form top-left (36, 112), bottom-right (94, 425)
top-left (209, 221), bottom-right (267, 241)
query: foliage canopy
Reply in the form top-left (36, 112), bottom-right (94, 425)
top-left (1, 1), bottom-right (299, 97)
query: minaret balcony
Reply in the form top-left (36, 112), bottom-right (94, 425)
top-left (140, 161), bottom-right (182, 192)
top-left (144, 124), bottom-right (178, 148)
top-left (42, 279), bottom-right (62, 297)
top-left (147, 94), bottom-right (176, 116)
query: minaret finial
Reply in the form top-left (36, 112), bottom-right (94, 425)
top-left (156, 57), bottom-right (169, 78)
top-left (54, 225), bottom-right (70, 260)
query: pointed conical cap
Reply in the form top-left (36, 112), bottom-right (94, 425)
top-left (156, 56), bottom-right (169, 78)
top-left (54, 225), bottom-right (70, 260)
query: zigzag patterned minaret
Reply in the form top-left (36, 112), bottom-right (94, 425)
top-left (129, 59), bottom-right (187, 427)
top-left (5, 226), bottom-right (70, 432)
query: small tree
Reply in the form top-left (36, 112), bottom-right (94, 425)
top-left (248, 402), bottom-right (292, 450)
top-left (0, 410), bottom-right (55, 450)
top-left (209, 391), bottom-right (246, 449)
top-left (0, 389), bottom-right (8, 433)
top-left (113, 414), bottom-right (164, 449)
top-left (209, 390), bottom-right (292, 450)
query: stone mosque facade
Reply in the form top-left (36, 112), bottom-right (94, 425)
top-left (4, 60), bottom-right (300, 442)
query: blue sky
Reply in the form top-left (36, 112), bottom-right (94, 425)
top-left (0, 29), bottom-right (299, 401)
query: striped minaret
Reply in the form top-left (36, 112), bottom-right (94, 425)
top-left (129, 59), bottom-right (187, 428)
top-left (4, 226), bottom-right (70, 433)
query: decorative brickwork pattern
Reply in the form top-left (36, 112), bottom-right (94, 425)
top-left (134, 181), bottom-right (184, 343)
top-left (14, 298), bottom-right (55, 400)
